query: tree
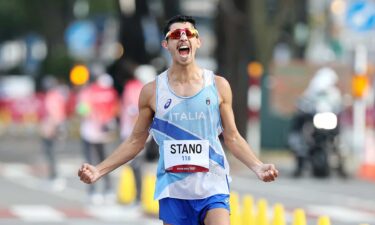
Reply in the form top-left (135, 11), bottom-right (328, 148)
top-left (216, 0), bottom-right (307, 140)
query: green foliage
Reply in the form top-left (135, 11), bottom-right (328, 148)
top-left (0, 0), bottom-right (118, 78)
top-left (88, 0), bottom-right (118, 16)
top-left (0, 0), bottom-right (29, 39)
top-left (40, 47), bottom-right (74, 82)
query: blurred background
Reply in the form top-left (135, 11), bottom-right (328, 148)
top-left (0, 0), bottom-right (375, 225)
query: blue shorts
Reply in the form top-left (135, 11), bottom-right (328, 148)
top-left (159, 194), bottom-right (230, 225)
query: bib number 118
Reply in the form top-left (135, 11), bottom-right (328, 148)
top-left (182, 155), bottom-right (191, 161)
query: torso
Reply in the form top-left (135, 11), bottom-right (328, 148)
top-left (150, 69), bottom-right (231, 200)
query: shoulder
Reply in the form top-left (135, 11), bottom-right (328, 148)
top-left (139, 80), bottom-right (156, 110)
top-left (213, 75), bottom-right (232, 104)
top-left (140, 80), bottom-right (156, 97)
top-left (214, 75), bottom-right (231, 93)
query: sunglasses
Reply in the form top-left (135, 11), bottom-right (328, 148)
top-left (165, 28), bottom-right (199, 40)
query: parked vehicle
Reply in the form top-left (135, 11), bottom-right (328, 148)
top-left (288, 67), bottom-right (347, 178)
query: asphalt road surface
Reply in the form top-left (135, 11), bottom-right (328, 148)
top-left (0, 134), bottom-right (374, 225)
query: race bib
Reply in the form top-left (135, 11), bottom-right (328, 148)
top-left (164, 140), bottom-right (209, 173)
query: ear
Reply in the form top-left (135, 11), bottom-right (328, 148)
top-left (161, 40), bottom-right (168, 49)
top-left (196, 37), bottom-right (201, 49)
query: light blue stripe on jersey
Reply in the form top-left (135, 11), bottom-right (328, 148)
top-left (151, 117), bottom-right (224, 168)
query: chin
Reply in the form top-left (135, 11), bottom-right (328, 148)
top-left (178, 60), bottom-right (192, 66)
top-left (181, 54), bottom-right (194, 62)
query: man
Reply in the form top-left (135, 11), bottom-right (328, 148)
top-left (78, 15), bottom-right (278, 224)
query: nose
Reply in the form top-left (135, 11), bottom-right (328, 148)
top-left (180, 31), bottom-right (188, 40)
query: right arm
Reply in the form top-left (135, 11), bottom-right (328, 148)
top-left (78, 81), bottom-right (155, 184)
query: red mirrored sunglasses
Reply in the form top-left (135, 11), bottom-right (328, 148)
top-left (165, 28), bottom-right (199, 40)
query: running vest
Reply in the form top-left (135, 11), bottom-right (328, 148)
top-left (150, 69), bottom-right (231, 200)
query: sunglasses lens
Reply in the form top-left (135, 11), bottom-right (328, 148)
top-left (169, 30), bottom-right (182, 39)
top-left (185, 29), bottom-right (194, 38)
top-left (166, 29), bottom-right (197, 39)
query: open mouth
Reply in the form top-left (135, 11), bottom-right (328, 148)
top-left (178, 45), bottom-right (190, 57)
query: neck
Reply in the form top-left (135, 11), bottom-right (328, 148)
top-left (168, 63), bottom-right (202, 82)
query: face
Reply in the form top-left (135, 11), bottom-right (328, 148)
top-left (162, 22), bottom-right (201, 65)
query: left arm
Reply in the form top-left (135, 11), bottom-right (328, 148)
top-left (215, 76), bottom-right (278, 182)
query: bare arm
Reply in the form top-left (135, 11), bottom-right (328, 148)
top-left (215, 76), bottom-right (278, 182)
top-left (78, 82), bottom-right (155, 184)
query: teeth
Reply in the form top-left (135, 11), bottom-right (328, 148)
top-left (179, 46), bottom-right (189, 50)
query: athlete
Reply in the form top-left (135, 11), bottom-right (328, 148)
top-left (78, 15), bottom-right (278, 225)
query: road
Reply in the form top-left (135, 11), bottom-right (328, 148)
top-left (0, 134), bottom-right (374, 225)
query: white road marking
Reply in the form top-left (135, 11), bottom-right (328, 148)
top-left (2, 204), bottom-right (162, 223)
top-left (307, 205), bottom-right (375, 223)
top-left (86, 205), bottom-right (143, 221)
top-left (1, 163), bottom-right (31, 178)
top-left (11, 205), bottom-right (65, 222)
top-left (2, 163), bottom-right (375, 224)
top-left (233, 176), bottom-right (375, 211)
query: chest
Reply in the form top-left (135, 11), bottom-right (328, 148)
top-left (158, 87), bottom-right (218, 123)
top-left (155, 72), bottom-right (219, 120)
top-left (168, 79), bottom-right (204, 97)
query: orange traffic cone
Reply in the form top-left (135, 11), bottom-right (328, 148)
top-left (358, 129), bottom-right (375, 181)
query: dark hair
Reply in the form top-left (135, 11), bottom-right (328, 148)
top-left (163, 15), bottom-right (197, 37)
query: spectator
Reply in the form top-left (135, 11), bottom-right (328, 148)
top-left (39, 77), bottom-right (69, 191)
top-left (120, 65), bottom-right (158, 202)
top-left (76, 73), bottom-right (120, 204)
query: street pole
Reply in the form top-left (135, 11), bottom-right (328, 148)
top-left (352, 44), bottom-right (368, 156)
top-left (246, 62), bottom-right (263, 156)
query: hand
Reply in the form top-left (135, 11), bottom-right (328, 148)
top-left (252, 163), bottom-right (279, 182)
top-left (78, 163), bottom-right (100, 184)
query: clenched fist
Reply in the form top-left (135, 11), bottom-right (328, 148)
top-left (78, 163), bottom-right (100, 184)
top-left (252, 163), bottom-right (279, 182)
